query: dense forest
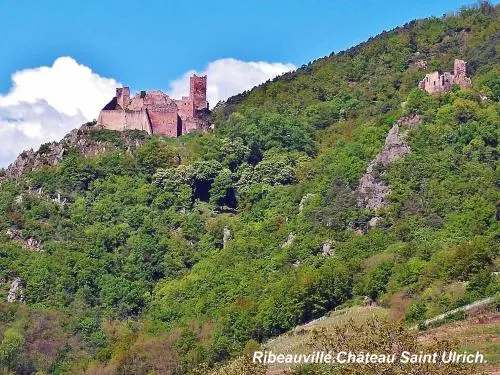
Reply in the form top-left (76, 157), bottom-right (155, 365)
top-left (0, 3), bottom-right (498, 374)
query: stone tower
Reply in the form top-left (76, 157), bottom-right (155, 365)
top-left (190, 75), bottom-right (208, 110)
top-left (454, 59), bottom-right (467, 77)
top-left (453, 59), bottom-right (471, 88)
top-left (116, 87), bottom-right (130, 109)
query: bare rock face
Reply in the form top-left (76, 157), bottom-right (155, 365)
top-left (357, 170), bottom-right (391, 210)
top-left (14, 194), bottom-right (23, 205)
top-left (414, 59), bottom-right (427, 69)
top-left (5, 125), bottom-right (149, 180)
top-left (7, 278), bottom-right (25, 303)
top-left (321, 240), bottom-right (334, 256)
top-left (282, 233), bottom-right (296, 248)
top-left (357, 116), bottom-right (420, 211)
top-left (6, 143), bottom-right (64, 180)
top-left (397, 114), bottom-right (421, 127)
top-left (368, 216), bottom-right (382, 228)
top-left (374, 124), bottom-right (411, 166)
top-left (6, 228), bottom-right (42, 251)
top-left (222, 226), bottom-right (231, 248)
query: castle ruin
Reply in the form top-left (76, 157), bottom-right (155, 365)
top-left (97, 75), bottom-right (210, 137)
top-left (419, 59), bottom-right (471, 94)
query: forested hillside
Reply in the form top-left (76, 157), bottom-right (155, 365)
top-left (0, 3), bottom-right (498, 374)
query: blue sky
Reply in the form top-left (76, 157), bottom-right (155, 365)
top-left (0, 0), bottom-right (491, 91)
top-left (0, 0), bottom-right (497, 167)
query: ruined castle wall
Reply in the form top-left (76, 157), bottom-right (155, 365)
top-left (454, 75), bottom-right (472, 88)
top-left (182, 118), bottom-right (198, 134)
top-left (420, 71), bottom-right (454, 94)
top-left (454, 59), bottom-right (467, 76)
top-left (422, 72), bottom-right (443, 93)
top-left (148, 110), bottom-right (180, 137)
top-left (453, 60), bottom-right (471, 88)
top-left (419, 59), bottom-right (471, 94)
top-left (125, 111), bottom-right (152, 133)
top-left (143, 91), bottom-right (176, 108)
top-left (175, 98), bottom-right (194, 120)
top-left (98, 110), bottom-right (127, 131)
top-left (129, 97), bottom-right (145, 111)
top-left (98, 110), bottom-right (152, 134)
top-left (182, 109), bottom-right (211, 134)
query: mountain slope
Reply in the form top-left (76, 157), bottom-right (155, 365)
top-left (0, 3), bottom-right (498, 375)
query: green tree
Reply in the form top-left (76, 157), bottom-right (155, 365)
top-left (209, 169), bottom-right (236, 208)
top-left (0, 328), bottom-right (24, 371)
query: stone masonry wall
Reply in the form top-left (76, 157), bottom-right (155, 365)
top-left (149, 110), bottom-right (180, 137)
top-left (419, 59), bottom-right (471, 94)
top-left (97, 75), bottom-right (209, 137)
top-left (98, 110), bottom-right (152, 133)
top-left (190, 75), bottom-right (208, 110)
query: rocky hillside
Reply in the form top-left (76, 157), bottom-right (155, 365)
top-left (4, 125), bottom-right (151, 180)
top-left (0, 3), bottom-right (498, 375)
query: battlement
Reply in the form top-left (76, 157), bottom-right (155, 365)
top-left (97, 75), bottom-right (210, 137)
top-left (419, 59), bottom-right (471, 94)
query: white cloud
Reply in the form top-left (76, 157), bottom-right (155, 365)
top-left (0, 57), bottom-right (119, 167)
top-left (168, 58), bottom-right (296, 107)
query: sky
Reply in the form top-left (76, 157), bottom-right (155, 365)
top-left (0, 0), bottom-right (496, 167)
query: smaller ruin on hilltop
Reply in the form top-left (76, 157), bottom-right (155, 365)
top-left (97, 74), bottom-right (210, 137)
top-left (419, 59), bottom-right (471, 94)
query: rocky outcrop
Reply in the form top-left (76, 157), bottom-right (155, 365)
top-left (7, 278), bottom-right (25, 303)
top-left (320, 240), bottom-right (334, 256)
top-left (373, 124), bottom-right (411, 166)
top-left (396, 113), bottom-right (421, 127)
top-left (414, 59), bottom-right (427, 69)
top-left (222, 226), bottom-right (231, 248)
top-left (5, 124), bottom-right (149, 180)
top-left (6, 228), bottom-right (42, 252)
top-left (357, 115), bottom-right (420, 210)
top-left (357, 169), bottom-right (390, 210)
top-left (367, 216), bottom-right (382, 228)
top-left (282, 233), bottom-right (296, 248)
top-left (7, 145), bottom-right (64, 180)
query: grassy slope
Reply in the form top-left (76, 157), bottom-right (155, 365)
top-left (259, 305), bottom-right (498, 374)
